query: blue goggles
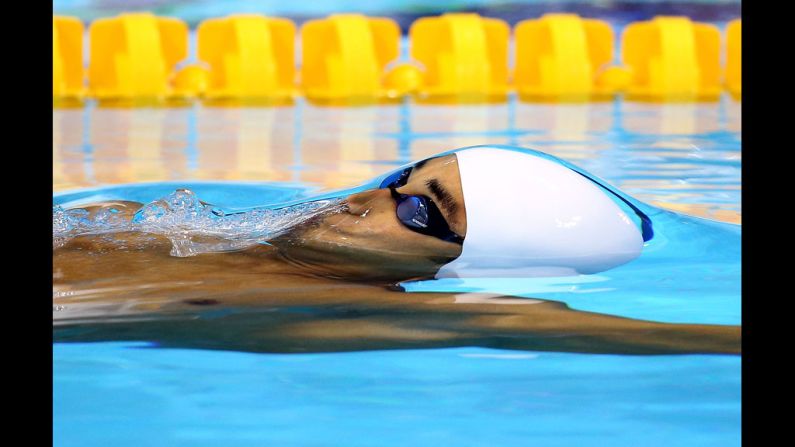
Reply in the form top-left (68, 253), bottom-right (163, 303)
top-left (379, 167), bottom-right (464, 245)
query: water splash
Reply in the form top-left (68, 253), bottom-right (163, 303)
top-left (53, 189), bottom-right (347, 257)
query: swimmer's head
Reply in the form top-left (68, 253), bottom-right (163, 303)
top-left (271, 154), bottom-right (466, 281)
top-left (271, 146), bottom-right (646, 282)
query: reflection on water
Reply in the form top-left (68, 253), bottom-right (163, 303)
top-left (301, 105), bottom-right (402, 187)
top-left (408, 103), bottom-right (514, 160)
top-left (514, 102), bottom-right (614, 163)
top-left (53, 96), bottom-right (741, 223)
top-left (53, 108), bottom-right (87, 188)
top-left (195, 107), bottom-right (295, 182)
top-left (726, 97), bottom-right (741, 134)
top-left (622, 102), bottom-right (721, 136)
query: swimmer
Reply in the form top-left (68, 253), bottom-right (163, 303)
top-left (53, 146), bottom-right (740, 355)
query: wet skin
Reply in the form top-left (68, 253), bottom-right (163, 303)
top-left (270, 155), bottom-right (467, 281)
top-left (53, 155), bottom-right (740, 355)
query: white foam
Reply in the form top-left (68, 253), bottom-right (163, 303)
top-left (53, 189), bottom-right (347, 257)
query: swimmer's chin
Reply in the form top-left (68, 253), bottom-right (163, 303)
top-left (268, 232), bottom-right (450, 282)
top-left (266, 206), bottom-right (457, 281)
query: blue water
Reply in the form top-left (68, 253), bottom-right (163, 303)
top-left (53, 96), bottom-right (741, 446)
top-left (53, 182), bottom-right (740, 446)
top-left (55, 342), bottom-right (739, 447)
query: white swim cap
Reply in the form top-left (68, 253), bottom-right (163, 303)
top-left (435, 147), bottom-right (644, 278)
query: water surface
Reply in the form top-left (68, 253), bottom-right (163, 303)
top-left (53, 96), bottom-right (741, 446)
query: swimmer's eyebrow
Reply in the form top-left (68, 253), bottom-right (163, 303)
top-left (425, 178), bottom-right (459, 218)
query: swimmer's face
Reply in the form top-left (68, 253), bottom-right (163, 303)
top-left (271, 154), bottom-right (467, 282)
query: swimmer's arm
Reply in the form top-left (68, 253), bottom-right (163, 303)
top-left (54, 286), bottom-right (739, 355)
top-left (451, 298), bottom-right (740, 355)
top-left (277, 295), bottom-right (741, 355)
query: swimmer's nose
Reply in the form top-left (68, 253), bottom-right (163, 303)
top-left (346, 189), bottom-right (389, 215)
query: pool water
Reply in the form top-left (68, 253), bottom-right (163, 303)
top-left (54, 343), bottom-right (739, 447)
top-left (53, 96), bottom-right (741, 446)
